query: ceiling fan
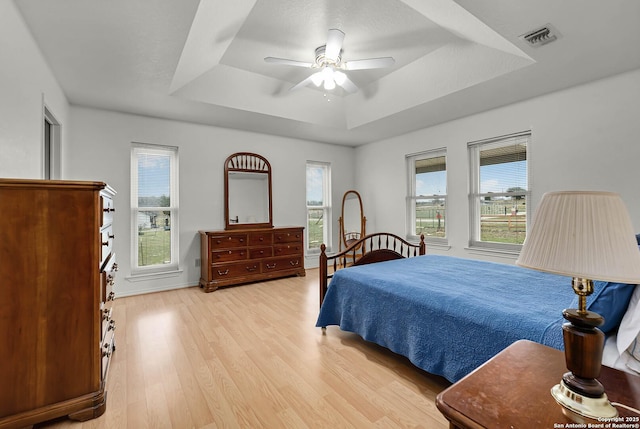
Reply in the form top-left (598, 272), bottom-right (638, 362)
top-left (264, 29), bottom-right (395, 93)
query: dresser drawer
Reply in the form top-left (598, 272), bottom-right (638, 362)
top-left (101, 332), bottom-right (115, 381)
top-left (274, 229), bottom-right (303, 243)
top-left (210, 261), bottom-right (261, 279)
top-left (100, 225), bottom-right (114, 268)
top-left (211, 248), bottom-right (247, 262)
top-left (264, 256), bottom-right (303, 273)
top-left (274, 243), bottom-right (303, 256)
top-left (249, 246), bottom-right (272, 259)
top-left (249, 232), bottom-right (273, 246)
top-left (101, 194), bottom-right (115, 227)
top-left (209, 234), bottom-right (247, 249)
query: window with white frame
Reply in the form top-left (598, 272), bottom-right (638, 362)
top-left (131, 143), bottom-right (179, 275)
top-left (468, 131), bottom-right (530, 252)
top-left (406, 149), bottom-right (447, 243)
top-left (306, 161), bottom-right (331, 253)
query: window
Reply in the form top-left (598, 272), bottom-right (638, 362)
top-left (306, 162), bottom-right (331, 253)
top-left (131, 143), bottom-right (179, 275)
top-left (406, 149), bottom-right (447, 243)
top-left (468, 131), bottom-right (530, 252)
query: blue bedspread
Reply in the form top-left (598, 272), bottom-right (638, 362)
top-left (316, 255), bottom-right (574, 382)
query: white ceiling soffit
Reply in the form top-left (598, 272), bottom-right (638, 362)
top-left (170, 0), bottom-right (534, 130)
top-left (14, 0), bottom-right (640, 146)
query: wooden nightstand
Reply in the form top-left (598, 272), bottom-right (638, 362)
top-left (436, 340), bottom-right (640, 429)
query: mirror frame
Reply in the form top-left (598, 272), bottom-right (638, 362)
top-left (339, 189), bottom-right (366, 251)
top-left (224, 152), bottom-right (273, 230)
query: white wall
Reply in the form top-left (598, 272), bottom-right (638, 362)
top-left (0, 2), bottom-right (69, 178)
top-left (66, 107), bottom-right (355, 296)
top-left (356, 68), bottom-right (640, 263)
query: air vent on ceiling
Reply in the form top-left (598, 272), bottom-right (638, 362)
top-left (520, 24), bottom-right (558, 47)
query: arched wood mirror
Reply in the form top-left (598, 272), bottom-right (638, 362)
top-left (339, 190), bottom-right (366, 251)
top-left (224, 152), bottom-right (273, 230)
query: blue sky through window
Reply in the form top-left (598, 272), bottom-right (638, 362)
top-left (138, 153), bottom-right (170, 198)
top-left (480, 160), bottom-right (527, 193)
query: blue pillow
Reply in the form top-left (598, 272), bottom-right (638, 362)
top-left (587, 281), bottom-right (637, 333)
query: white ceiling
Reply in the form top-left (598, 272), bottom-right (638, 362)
top-left (14, 0), bottom-right (640, 146)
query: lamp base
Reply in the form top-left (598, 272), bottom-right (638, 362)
top-left (551, 380), bottom-right (618, 420)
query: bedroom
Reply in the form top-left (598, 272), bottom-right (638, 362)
top-left (1, 0), bottom-right (640, 427)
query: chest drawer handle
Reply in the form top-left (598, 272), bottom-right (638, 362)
top-left (109, 234), bottom-right (115, 239)
top-left (102, 343), bottom-right (113, 358)
top-left (246, 265), bottom-right (258, 272)
top-left (107, 320), bottom-right (116, 331)
top-left (266, 263), bottom-right (277, 269)
top-left (107, 291), bottom-right (115, 301)
top-left (103, 208), bottom-right (115, 213)
top-left (217, 269), bottom-right (229, 276)
top-left (289, 260), bottom-right (299, 266)
top-left (102, 241), bottom-right (110, 246)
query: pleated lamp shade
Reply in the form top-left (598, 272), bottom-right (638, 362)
top-left (516, 191), bottom-right (640, 283)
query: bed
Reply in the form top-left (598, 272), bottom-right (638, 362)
top-left (316, 233), bottom-right (638, 383)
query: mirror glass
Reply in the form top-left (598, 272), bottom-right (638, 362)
top-left (224, 152), bottom-right (273, 230)
top-left (340, 190), bottom-right (366, 250)
top-left (228, 172), bottom-right (270, 224)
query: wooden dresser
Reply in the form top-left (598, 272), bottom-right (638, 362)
top-left (199, 226), bottom-right (306, 292)
top-left (0, 179), bottom-right (117, 428)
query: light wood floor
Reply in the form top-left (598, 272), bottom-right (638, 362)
top-left (37, 269), bottom-right (451, 429)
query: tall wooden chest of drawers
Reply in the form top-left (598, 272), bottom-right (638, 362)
top-left (199, 226), bottom-right (306, 292)
top-left (0, 179), bottom-right (117, 428)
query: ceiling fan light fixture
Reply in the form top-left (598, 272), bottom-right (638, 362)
top-left (266, 28), bottom-right (394, 94)
top-left (310, 72), bottom-right (323, 87)
top-left (323, 76), bottom-right (336, 90)
top-left (333, 71), bottom-right (347, 85)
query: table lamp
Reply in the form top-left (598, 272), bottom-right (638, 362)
top-left (516, 191), bottom-right (640, 420)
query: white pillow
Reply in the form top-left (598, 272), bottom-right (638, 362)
top-left (617, 285), bottom-right (640, 373)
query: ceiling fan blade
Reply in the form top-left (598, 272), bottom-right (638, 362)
top-left (334, 71), bottom-right (358, 93)
top-left (290, 71), bottom-right (323, 91)
top-left (344, 57), bottom-right (395, 70)
top-left (325, 29), bottom-right (345, 63)
top-left (264, 57), bottom-right (313, 68)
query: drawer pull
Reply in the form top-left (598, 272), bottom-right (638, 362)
top-left (102, 309), bottom-right (112, 321)
top-left (266, 263), bottom-right (277, 269)
top-left (108, 291), bottom-right (115, 301)
top-left (246, 266), bottom-right (257, 272)
top-left (109, 234), bottom-right (115, 239)
top-left (103, 208), bottom-right (115, 213)
top-left (217, 269), bottom-right (229, 276)
top-left (108, 320), bottom-right (116, 331)
top-left (289, 260), bottom-right (299, 267)
top-left (102, 241), bottom-right (109, 246)
top-left (113, 263), bottom-right (119, 271)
